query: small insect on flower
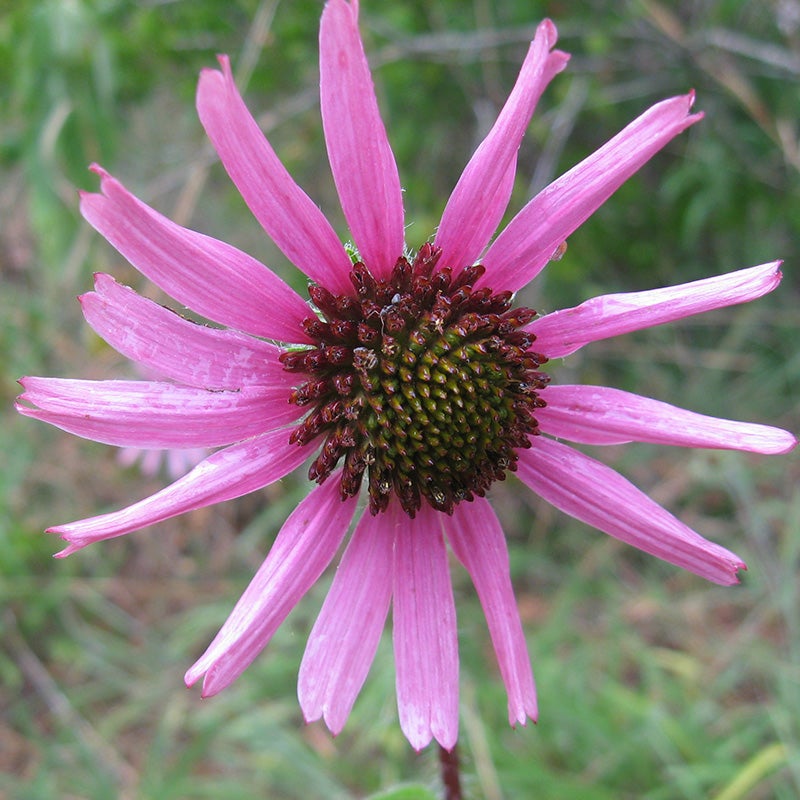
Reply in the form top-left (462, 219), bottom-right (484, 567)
top-left (16, 0), bottom-right (795, 752)
top-left (550, 240), bottom-right (568, 261)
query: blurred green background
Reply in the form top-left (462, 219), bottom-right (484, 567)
top-left (2, 0), bottom-right (799, 798)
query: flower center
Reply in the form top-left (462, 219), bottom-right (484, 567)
top-left (280, 243), bottom-right (549, 517)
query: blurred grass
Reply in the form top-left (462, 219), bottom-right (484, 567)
top-left (2, 0), bottom-right (799, 798)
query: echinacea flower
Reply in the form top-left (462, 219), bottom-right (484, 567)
top-left (17, 1), bottom-right (796, 752)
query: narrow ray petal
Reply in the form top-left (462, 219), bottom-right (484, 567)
top-left (196, 57), bottom-right (353, 293)
top-left (299, 507), bottom-right (393, 734)
top-left (392, 503), bottom-right (459, 751)
top-left (529, 261), bottom-right (783, 358)
top-left (80, 167), bottom-right (312, 342)
top-left (445, 499), bottom-right (537, 726)
top-left (435, 20), bottom-right (569, 271)
top-left (186, 479), bottom-right (359, 695)
top-left (516, 437), bottom-right (746, 585)
top-left (482, 93), bottom-right (703, 291)
top-left (320, 0), bottom-right (404, 278)
top-left (538, 384), bottom-right (797, 453)
top-left (82, 274), bottom-right (295, 391)
top-left (16, 377), bottom-right (300, 449)
top-left (48, 429), bottom-right (316, 554)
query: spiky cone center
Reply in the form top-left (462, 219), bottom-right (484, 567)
top-left (280, 244), bottom-right (549, 517)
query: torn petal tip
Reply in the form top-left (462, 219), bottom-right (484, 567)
top-left (537, 18), bottom-right (558, 46)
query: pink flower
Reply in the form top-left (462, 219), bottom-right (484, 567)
top-left (17, 1), bottom-right (795, 751)
top-left (117, 441), bottom-right (208, 481)
top-left (117, 366), bottom-right (210, 480)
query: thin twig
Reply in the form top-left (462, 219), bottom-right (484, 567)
top-left (3, 607), bottom-right (139, 798)
top-left (440, 743), bottom-right (463, 800)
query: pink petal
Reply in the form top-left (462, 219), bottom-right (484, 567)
top-left (80, 167), bottom-right (312, 342)
top-left (298, 507), bottom-right (393, 734)
top-left (320, 0), bottom-right (404, 278)
top-left (16, 377), bottom-right (300, 449)
top-left (482, 93), bottom-right (703, 291)
top-left (47, 428), bottom-right (316, 555)
top-left (434, 20), bottom-right (569, 271)
top-left (537, 384), bottom-right (797, 453)
top-left (516, 437), bottom-right (746, 585)
top-left (530, 261), bottom-right (783, 358)
top-left (82, 274), bottom-right (295, 391)
top-left (196, 57), bottom-right (353, 294)
top-left (392, 503), bottom-right (459, 751)
top-left (185, 479), bottom-right (359, 695)
top-left (445, 499), bottom-right (537, 726)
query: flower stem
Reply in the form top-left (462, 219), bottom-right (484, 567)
top-left (439, 743), bottom-right (462, 800)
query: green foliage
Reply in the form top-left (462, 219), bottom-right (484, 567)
top-left (367, 786), bottom-right (438, 800)
top-left (2, 0), bottom-right (798, 798)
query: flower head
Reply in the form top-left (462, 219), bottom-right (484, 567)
top-left (17, 0), bottom-right (796, 751)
